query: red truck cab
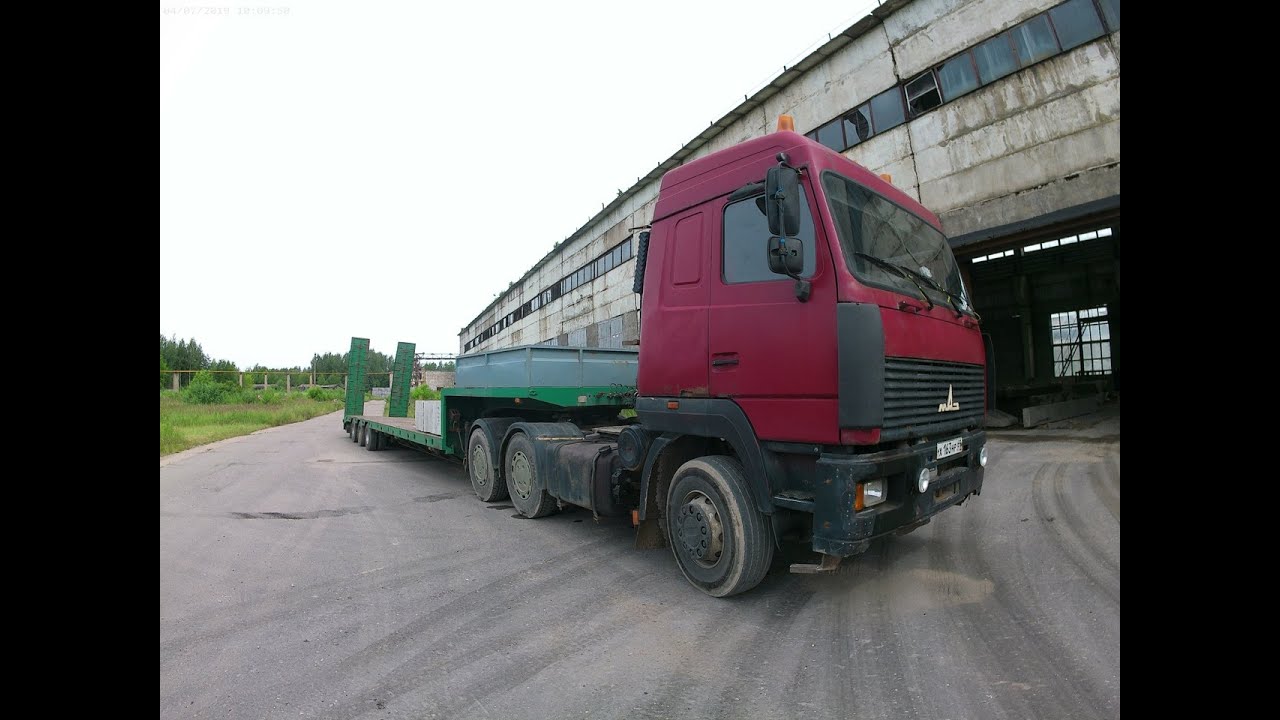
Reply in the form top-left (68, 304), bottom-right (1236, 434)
top-left (632, 127), bottom-right (987, 593)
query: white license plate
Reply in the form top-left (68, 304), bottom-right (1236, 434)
top-left (937, 438), bottom-right (964, 460)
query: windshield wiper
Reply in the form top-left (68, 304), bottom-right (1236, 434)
top-left (853, 252), bottom-right (933, 309)
top-left (890, 263), bottom-right (968, 318)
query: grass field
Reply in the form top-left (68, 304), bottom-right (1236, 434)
top-left (160, 391), bottom-right (343, 456)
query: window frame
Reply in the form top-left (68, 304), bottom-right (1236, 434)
top-left (720, 184), bottom-right (818, 285)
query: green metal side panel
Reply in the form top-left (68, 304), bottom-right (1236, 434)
top-left (387, 341), bottom-right (415, 418)
top-left (440, 395), bottom-right (455, 455)
top-left (344, 337), bottom-right (370, 420)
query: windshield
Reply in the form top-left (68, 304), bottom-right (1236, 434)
top-left (822, 171), bottom-right (969, 310)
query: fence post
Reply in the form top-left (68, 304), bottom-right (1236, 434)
top-left (239, 373), bottom-right (244, 387)
top-left (172, 372), bottom-right (179, 391)
top-left (263, 373), bottom-right (268, 388)
top-left (286, 375), bottom-right (291, 393)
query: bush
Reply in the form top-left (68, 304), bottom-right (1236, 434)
top-left (410, 385), bottom-right (440, 401)
top-left (307, 387), bottom-right (341, 402)
top-left (183, 371), bottom-right (230, 404)
top-left (260, 388), bottom-right (280, 405)
top-left (223, 387), bottom-right (254, 404)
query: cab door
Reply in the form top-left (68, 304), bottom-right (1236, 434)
top-left (708, 181), bottom-right (839, 443)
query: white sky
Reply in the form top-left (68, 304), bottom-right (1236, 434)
top-left (161, 0), bottom-right (881, 368)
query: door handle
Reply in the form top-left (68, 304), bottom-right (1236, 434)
top-left (712, 357), bottom-right (739, 367)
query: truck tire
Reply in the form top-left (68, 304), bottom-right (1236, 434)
top-left (358, 422), bottom-right (368, 447)
top-left (666, 456), bottom-right (774, 597)
top-left (504, 433), bottom-right (557, 518)
top-left (468, 428), bottom-right (508, 502)
top-left (365, 429), bottom-right (379, 451)
top-left (351, 421), bottom-right (360, 443)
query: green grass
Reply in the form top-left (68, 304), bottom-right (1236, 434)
top-left (160, 392), bottom-right (343, 456)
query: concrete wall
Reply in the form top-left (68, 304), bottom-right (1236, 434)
top-left (419, 370), bottom-right (455, 390)
top-left (459, 0), bottom-right (1120, 353)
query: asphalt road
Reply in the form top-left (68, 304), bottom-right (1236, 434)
top-left (160, 404), bottom-right (1120, 720)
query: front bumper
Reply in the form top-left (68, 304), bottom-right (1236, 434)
top-left (811, 429), bottom-right (986, 557)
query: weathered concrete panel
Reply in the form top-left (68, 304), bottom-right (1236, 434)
top-left (939, 162), bottom-right (1119, 239)
top-left (845, 125), bottom-right (920, 200)
top-left (889, 0), bottom-right (1057, 78)
top-left (914, 76), bottom-right (1121, 186)
top-left (921, 119), bottom-right (1119, 215)
top-left (909, 42), bottom-right (1120, 150)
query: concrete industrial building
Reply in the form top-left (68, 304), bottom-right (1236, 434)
top-left (459, 0), bottom-right (1120, 414)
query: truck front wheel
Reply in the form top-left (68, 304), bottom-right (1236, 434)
top-left (666, 456), bottom-right (774, 597)
top-left (467, 428), bottom-right (508, 502)
top-left (504, 433), bottom-right (557, 518)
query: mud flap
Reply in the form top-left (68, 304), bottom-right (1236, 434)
top-left (634, 516), bottom-right (667, 549)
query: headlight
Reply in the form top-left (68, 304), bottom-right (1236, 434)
top-left (862, 479), bottom-right (886, 508)
top-left (917, 468), bottom-right (931, 493)
top-left (979, 445), bottom-right (988, 467)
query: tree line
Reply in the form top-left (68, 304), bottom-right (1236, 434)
top-left (160, 334), bottom-right (454, 389)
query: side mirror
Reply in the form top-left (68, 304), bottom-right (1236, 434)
top-left (767, 237), bottom-right (804, 275)
top-left (765, 166), bottom-right (800, 237)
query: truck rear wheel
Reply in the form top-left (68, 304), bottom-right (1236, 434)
top-left (365, 429), bottom-right (379, 451)
top-left (351, 421), bottom-right (360, 443)
top-left (666, 456), bottom-right (773, 598)
top-left (504, 433), bottom-right (557, 518)
top-left (468, 428), bottom-right (507, 502)
top-left (358, 422), bottom-right (368, 447)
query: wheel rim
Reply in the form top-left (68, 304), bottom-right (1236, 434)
top-left (510, 450), bottom-right (533, 499)
top-left (471, 444), bottom-right (490, 487)
top-left (675, 490), bottom-right (724, 568)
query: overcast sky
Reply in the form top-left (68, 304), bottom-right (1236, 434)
top-left (161, 0), bottom-right (880, 368)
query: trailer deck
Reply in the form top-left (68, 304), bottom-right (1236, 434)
top-left (351, 415), bottom-right (447, 450)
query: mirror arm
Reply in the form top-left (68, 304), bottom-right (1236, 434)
top-left (772, 240), bottom-right (810, 303)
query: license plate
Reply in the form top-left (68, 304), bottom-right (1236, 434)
top-left (937, 437), bottom-right (963, 460)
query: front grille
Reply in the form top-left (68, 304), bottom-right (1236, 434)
top-left (882, 357), bottom-right (984, 441)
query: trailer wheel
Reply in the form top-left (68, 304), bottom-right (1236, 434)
top-left (365, 429), bottom-right (379, 451)
top-left (505, 433), bottom-right (557, 518)
top-left (666, 456), bottom-right (773, 598)
top-left (351, 421), bottom-right (360, 443)
top-left (358, 422), bottom-right (368, 447)
top-left (467, 428), bottom-right (508, 502)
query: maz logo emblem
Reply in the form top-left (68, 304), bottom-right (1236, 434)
top-left (938, 385), bottom-right (960, 412)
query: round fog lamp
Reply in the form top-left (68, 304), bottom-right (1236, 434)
top-left (979, 445), bottom-right (988, 467)
top-left (917, 468), bottom-right (930, 493)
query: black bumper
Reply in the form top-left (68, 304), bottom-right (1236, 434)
top-left (811, 429), bottom-right (986, 557)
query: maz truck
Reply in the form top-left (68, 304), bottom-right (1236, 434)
top-left (343, 119), bottom-right (988, 597)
